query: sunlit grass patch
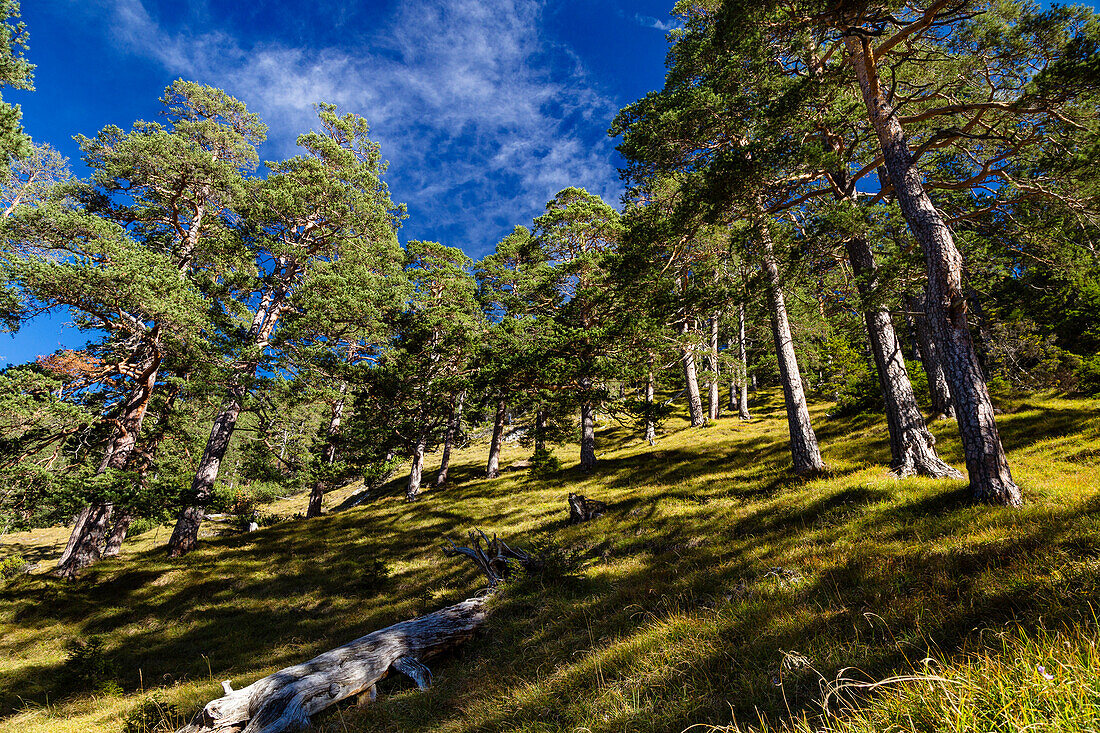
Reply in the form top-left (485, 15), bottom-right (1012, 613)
top-left (3, 390), bottom-right (1100, 732)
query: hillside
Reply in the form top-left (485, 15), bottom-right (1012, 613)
top-left (3, 390), bottom-right (1100, 733)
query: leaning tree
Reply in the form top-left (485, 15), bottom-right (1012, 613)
top-left (168, 104), bottom-right (405, 556)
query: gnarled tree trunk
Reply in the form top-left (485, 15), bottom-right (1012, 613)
top-left (759, 219), bottom-right (825, 475)
top-left (180, 532), bottom-right (537, 733)
top-left (180, 597), bottom-right (492, 733)
top-left (435, 389), bottom-right (465, 487)
top-left (486, 399), bottom-right (506, 479)
top-left (846, 236), bottom-right (961, 479)
top-left (57, 337), bottom-right (161, 578)
top-left (845, 35), bottom-right (1019, 505)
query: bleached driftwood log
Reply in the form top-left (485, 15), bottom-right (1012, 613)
top-left (179, 530), bottom-right (535, 733)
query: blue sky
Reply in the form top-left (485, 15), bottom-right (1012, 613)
top-left (3, 0), bottom-right (677, 365)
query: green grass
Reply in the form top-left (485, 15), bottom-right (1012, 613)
top-left (3, 389), bottom-right (1100, 732)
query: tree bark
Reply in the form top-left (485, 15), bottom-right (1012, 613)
top-left (56, 503), bottom-right (115, 579)
top-left (644, 371), bottom-right (657, 445)
top-left (435, 390), bottom-right (465, 487)
top-left (102, 511), bottom-right (132, 557)
top-left (57, 337), bottom-right (161, 578)
top-left (846, 237), bottom-right (962, 478)
top-left (680, 322), bottom-right (707, 428)
top-left (737, 302), bottom-right (751, 421)
top-left (707, 314), bottom-right (721, 420)
top-left (57, 505), bottom-right (93, 573)
top-left (579, 402), bottom-right (598, 470)
top-left (845, 35), bottom-right (1019, 505)
top-left (906, 292), bottom-right (955, 419)
top-left (759, 220), bottom-right (826, 475)
top-left (167, 385), bottom-right (246, 556)
top-left (407, 434), bottom-right (427, 501)
top-left (485, 399), bottom-right (506, 479)
top-left (307, 386), bottom-right (348, 518)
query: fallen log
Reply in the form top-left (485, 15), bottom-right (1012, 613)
top-left (178, 530), bottom-right (535, 733)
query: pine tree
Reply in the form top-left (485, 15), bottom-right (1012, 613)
top-left (167, 104), bottom-right (404, 555)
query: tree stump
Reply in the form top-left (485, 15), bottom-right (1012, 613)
top-left (568, 493), bottom-right (606, 523)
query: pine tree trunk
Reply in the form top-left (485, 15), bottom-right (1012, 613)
top-left (407, 434), bottom-right (427, 502)
top-left (56, 503), bottom-right (114, 578)
top-left (580, 402), bottom-right (598, 470)
top-left (681, 322), bottom-right (707, 427)
top-left (707, 314), bottom-right (720, 420)
top-left (846, 237), bottom-right (962, 478)
top-left (307, 387), bottom-right (348, 519)
top-left (167, 385), bottom-right (245, 556)
top-left (759, 220), bottom-right (825, 475)
top-left (485, 399), bottom-right (506, 479)
top-left (906, 292), bottom-right (955, 419)
top-left (305, 483), bottom-right (324, 519)
top-left (57, 505), bottom-right (93, 573)
top-left (102, 511), bottom-right (132, 557)
top-left (169, 275), bottom-right (292, 556)
top-left (644, 371), bottom-right (657, 445)
top-left (57, 339), bottom-right (160, 578)
top-left (737, 302), bottom-right (751, 421)
top-left (845, 35), bottom-right (1019, 505)
top-left (435, 390), bottom-right (465, 487)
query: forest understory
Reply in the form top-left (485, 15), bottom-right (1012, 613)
top-left (3, 387), bottom-right (1100, 733)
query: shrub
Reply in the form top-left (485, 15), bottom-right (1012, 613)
top-left (63, 636), bottom-right (119, 693)
top-left (1076, 353), bottom-right (1100, 395)
top-left (362, 454), bottom-right (401, 491)
top-left (821, 333), bottom-right (879, 416)
top-left (126, 516), bottom-right (160, 538)
top-left (529, 447), bottom-right (561, 476)
top-left (524, 538), bottom-right (586, 582)
top-left (986, 318), bottom-right (1084, 392)
top-left (0, 554), bottom-right (27, 579)
top-left (120, 693), bottom-right (183, 733)
top-left (233, 510), bottom-right (281, 532)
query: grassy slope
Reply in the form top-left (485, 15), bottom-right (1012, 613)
top-left (2, 389), bottom-right (1100, 732)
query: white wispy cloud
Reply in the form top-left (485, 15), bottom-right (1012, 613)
top-left (633, 13), bottom-right (680, 33)
top-left (84, 0), bottom-right (625, 255)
